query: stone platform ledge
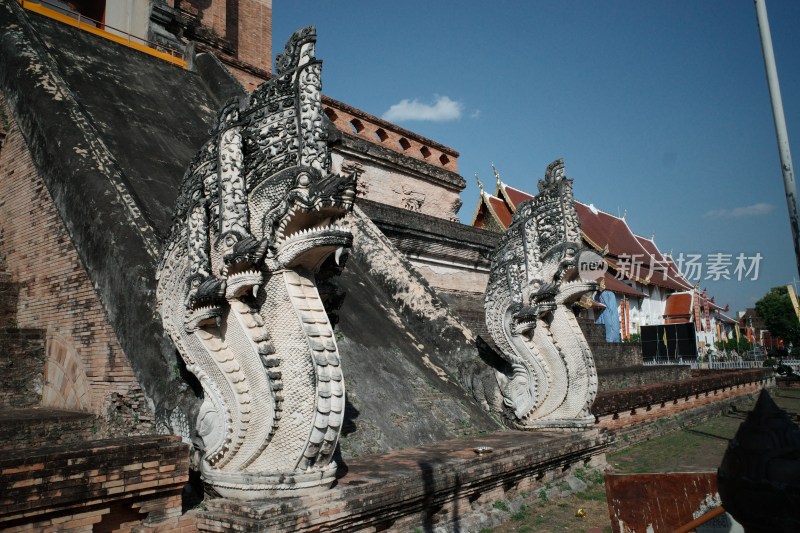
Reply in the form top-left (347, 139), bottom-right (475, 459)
top-left (0, 406), bottom-right (94, 425)
top-left (197, 429), bottom-right (611, 532)
top-left (0, 435), bottom-right (189, 530)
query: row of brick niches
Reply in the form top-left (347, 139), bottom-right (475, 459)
top-left (0, 435), bottom-right (191, 532)
top-left (323, 101), bottom-right (459, 172)
top-left (592, 367), bottom-right (772, 418)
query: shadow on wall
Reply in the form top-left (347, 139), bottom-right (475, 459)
top-left (420, 461), bottom-right (462, 533)
top-left (333, 397), bottom-right (360, 480)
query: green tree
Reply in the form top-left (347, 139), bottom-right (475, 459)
top-left (754, 286), bottom-right (800, 346)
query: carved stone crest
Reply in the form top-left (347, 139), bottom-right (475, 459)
top-left (484, 159), bottom-right (598, 429)
top-left (156, 27), bottom-right (357, 498)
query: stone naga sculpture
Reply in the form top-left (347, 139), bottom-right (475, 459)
top-left (156, 27), bottom-right (356, 499)
top-left (484, 160), bottom-right (598, 430)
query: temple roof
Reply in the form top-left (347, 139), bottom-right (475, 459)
top-left (602, 273), bottom-right (647, 298)
top-left (497, 182), bottom-right (533, 212)
top-left (634, 235), bottom-right (695, 291)
top-left (469, 175), bottom-right (713, 301)
top-left (664, 292), bottom-right (694, 323)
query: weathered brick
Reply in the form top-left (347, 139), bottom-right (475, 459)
top-left (0, 97), bottom-right (151, 430)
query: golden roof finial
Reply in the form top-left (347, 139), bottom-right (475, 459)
top-left (622, 209), bottom-right (627, 221)
top-left (476, 173), bottom-right (484, 192)
top-left (491, 161), bottom-right (501, 185)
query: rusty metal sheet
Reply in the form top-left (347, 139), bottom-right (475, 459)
top-left (605, 473), bottom-right (742, 533)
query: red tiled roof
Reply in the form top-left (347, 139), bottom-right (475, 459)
top-left (664, 292), bottom-right (693, 323)
top-left (635, 235), bottom-right (694, 291)
top-left (500, 183), bottom-right (534, 211)
top-left (469, 188), bottom-right (726, 309)
top-left (639, 264), bottom-right (697, 292)
top-left (486, 194), bottom-right (513, 228)
top-left (664, 255), bottom-right (697, 291)
top-left (575, 202), bottom-right (652, 260)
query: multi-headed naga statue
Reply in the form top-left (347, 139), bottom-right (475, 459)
top-left (157, 27), bottom-right (357, 499)
top-left (485, 160), bottom-right (598, 430)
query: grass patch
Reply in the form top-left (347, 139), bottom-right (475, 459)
top-left (582, 484), bottom-right (608, 502)
top-left (511, 504), bottom-right (529, 521)
top-left (491, 389), bottom-right (800, 533)
top-left (493, 500), bottom-right (509, 512)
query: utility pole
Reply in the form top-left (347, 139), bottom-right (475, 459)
top-left (754, 0), bottom-right (800, 277)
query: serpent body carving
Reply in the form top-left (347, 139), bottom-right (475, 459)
top-left (484, 160), bottom-right (598, 430)
top-left (156, 27), bottom-right (356, 498)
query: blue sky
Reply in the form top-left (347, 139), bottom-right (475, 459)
top-left (273, 1), bottom-right (800, 315)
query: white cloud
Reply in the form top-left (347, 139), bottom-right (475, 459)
top-left (470, 109), bottom-right (482, 119)
top-left (703, 202), bottom-right (775, 219)
top-left (382, 95), bottom-right (462, 122)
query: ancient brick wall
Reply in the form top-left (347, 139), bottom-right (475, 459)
top-left (0, 409), bottom-right (95, 451)
top-left (600, 383), bottom-right (767, 451)
top-left (597, 365), bottom-right (692, 392)
top-left (236, 0), bottom-right (272, 73)
top-left (0, 435), bottom-right (192, 532)
top-left (178, 0), bottom-right (272, 78)
top-left (324, 101), bottom-right (459, 173)
top-left (593, 368), bottom-right (771, 417)
top-left (176, 0), bottom-right (227, 40)
top-left (224, 63), bottom-right (268, 93)
top-left (579, 319), bottom-right (643, 369)
top-left (593, 369), bottom-right (773, 451)
top-left (0, 272), bottom-right (17, 323)
top-left (331, 149), bottom-right (463, 221)
top-left (0, 329), bottom-right (45, 408)
top-left (197, 430), bottom-right (609, 532)
top-left (357, 200), bottom-right (494, 295)
top-left (0, 98), bottom-right (151, 430)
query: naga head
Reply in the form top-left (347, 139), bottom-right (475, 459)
top-left (161, 26), bottom-right (357, 332)
top-left (485, 160), bottom-right (599, 429)
top-left (487, 159), bottom-right (597, 338)
top-left (156, 27), bottom-right (356, 498)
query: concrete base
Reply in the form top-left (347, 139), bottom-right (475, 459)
top-left (196, 429), bottom-right (610, 532)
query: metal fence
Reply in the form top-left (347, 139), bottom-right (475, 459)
top-left (643, 359), bottom-right (800, 370)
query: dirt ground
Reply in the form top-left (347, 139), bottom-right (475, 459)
top-left (488, 388), bottom-right (800, 533)
top-left (489, 478), bottom-right (612, 533)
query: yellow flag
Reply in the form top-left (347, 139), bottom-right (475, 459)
top-left (788, 285), bottom-right (800, 322)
